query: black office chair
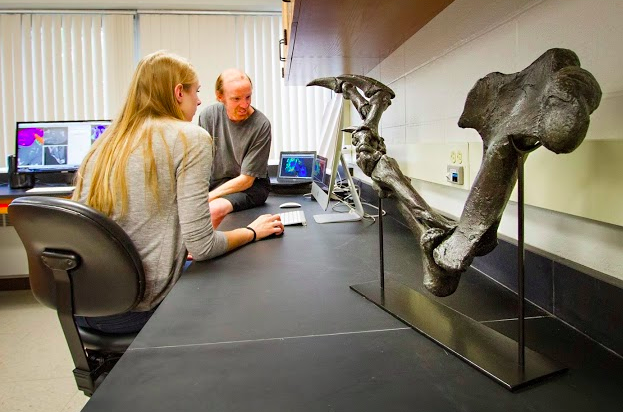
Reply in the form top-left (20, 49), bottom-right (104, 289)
top-left (8, 196), bottom-right (146, 396)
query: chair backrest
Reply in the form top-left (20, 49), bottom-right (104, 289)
top-left (9, 196), bottom-right (145, 317)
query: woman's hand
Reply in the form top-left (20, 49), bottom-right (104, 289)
top-left (247, 214), bottom-right (285, 240)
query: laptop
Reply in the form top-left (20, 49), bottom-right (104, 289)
top-left (273, 151), bottom-right (316, 184)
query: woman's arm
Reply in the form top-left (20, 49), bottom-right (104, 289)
top-left (176, 125), bottom-right (284, 259)
top-left (176, 126), bottom-right (228, 260)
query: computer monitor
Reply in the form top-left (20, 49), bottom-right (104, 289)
top-left (312, 155), bottom-right (327, 189)
top-left (15, 120), bottom-right (111, 174)
top-left (310, 94), bottom-right (363, 223)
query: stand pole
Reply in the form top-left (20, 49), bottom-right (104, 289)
top-left (378, 197), bottom-right (385, 290)
top-left (517, 152), bottom-right (526, 367)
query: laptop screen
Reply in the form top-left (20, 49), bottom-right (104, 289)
top-left (278, 151), bottom-right (316, 181)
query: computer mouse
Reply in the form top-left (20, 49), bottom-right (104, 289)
top-left (279, 202), bottom-right (302, 208)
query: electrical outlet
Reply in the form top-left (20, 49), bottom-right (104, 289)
top-left (446, 165), bottom-right (464, 185)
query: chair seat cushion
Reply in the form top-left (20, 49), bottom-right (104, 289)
top-left (79, 327), bottom-right (137, 353)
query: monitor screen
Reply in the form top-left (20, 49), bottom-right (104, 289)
top-left (278, 151), bottom-right (316, 181)
top-left (15, 120), bottom-right (111, 173)
top-left (312, 155), bottom-right (327, 188)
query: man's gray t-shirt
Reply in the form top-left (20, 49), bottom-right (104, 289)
top-left (197, 103), bottom-right (271, 189)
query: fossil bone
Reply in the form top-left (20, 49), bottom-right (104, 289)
top-left (308, 48), bottom-right (602, 297)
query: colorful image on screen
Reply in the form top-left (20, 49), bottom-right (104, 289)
top-left (280, 155), bottom-right (314, 178)
top-left (17, 128), bottom-right (45, 166)
top-left (16, 120), bottom-right (111, 173)
top-left (312, 155), bottom-right (327, 187)
top-left (91, 124), bottom-right (107, 143)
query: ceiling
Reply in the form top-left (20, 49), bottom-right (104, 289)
top-left (0, 0), bottom-right (281, 12)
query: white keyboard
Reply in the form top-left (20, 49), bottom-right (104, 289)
top-left (279, 210), bottom-right (307, 226)
top-left (26, 186), bottom-right (75, 194)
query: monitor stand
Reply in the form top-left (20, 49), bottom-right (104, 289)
top-left (313, 155), bottom-right (364, 224)
top-left (9, 173), bottom-right (35, 190)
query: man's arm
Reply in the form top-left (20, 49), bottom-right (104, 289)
top-left (209, 174), bottom-right (255, 201)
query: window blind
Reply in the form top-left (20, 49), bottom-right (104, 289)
top-left (138, 12), bottom-right (333, 161)
top-left (0, 13), bottom-right (135, 168)
top-left (0, 11), bottom-right (331, 168)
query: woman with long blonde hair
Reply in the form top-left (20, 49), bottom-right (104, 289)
top-left (73, 51), bottom-right (283, 333)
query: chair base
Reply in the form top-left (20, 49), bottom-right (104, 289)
top-left (74, 351), bottom-right (123, 396)
top-left (74, 368), bottom-right (97, 397)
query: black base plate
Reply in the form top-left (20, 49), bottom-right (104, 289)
top-left (350, 280), bottom-right (566, 391)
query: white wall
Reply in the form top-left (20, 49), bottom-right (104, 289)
top-left (0, 227), bottom-right (28, 277)
top-left (352, 0), bottom-right (623, 281)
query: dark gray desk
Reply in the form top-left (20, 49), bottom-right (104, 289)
top-left (0, 184), bottom-right (73, 215)
top-left (82, 195), bottom-right (623, 412)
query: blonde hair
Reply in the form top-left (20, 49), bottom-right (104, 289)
top-left (73, 51), bottom-right (198, 217)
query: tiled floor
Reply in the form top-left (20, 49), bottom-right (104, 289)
top-left (0, 290), bottom-right (89, 412)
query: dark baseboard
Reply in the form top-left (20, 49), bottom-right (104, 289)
top-left (357, 179), bottom-right (623, 358)
top-left (0, 276), bottom-right (30, 291)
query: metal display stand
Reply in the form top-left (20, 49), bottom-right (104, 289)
top-left (351, 167), bottom-right (566, 391)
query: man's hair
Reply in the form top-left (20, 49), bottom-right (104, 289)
top-left (74, 51), bottom-right (198, 217)
top-left (215, 69), bottom-right (253, 95)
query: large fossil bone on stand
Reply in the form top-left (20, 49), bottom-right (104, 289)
top-left (308, 48), bottom-right (601, 297)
